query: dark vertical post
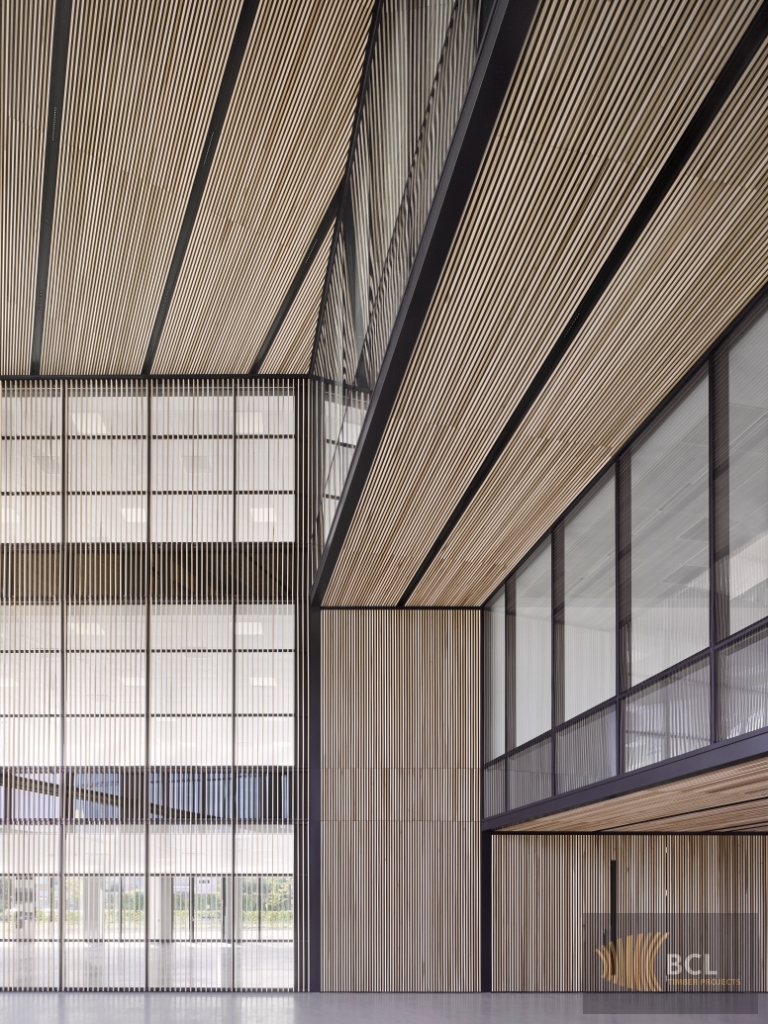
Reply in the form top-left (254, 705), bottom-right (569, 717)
top-left (231, 386), bottom-right (237, 990)
top-left (613, 467), bottom-right (621, 777)
top-left (609, 857), bottom-right (617, 975)
top-left (308, 603), bottom-right (321, 990)
top-left (617, 453), bottom-right (632, 771)
top-left (59, 382), bottom-right (67, 991)
top-left (480, 829), bottom-right (493, 991)
top-left (708, 357), bottom-right (717, 745)
top-left (551, 530), bottom-right (561, 793)
top-left (145, 382), bottom-right (151, 990)
top-left (505, 577), bottom-right (515, 778)
top-left (552, 524), bottom-right (565, 791)
top-left (712, 348), bottom-right (730, 745)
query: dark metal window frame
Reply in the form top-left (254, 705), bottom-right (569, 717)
top-left (482, 282), bottom-right (768, 828)
top-left (0, 372), bottom-right (302, 992)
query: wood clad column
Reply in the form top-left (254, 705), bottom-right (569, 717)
top-left (321, 608), bottom-right (480, 991)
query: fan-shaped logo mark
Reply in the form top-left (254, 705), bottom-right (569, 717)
top-left (595, 932), bottom-right (669, 992)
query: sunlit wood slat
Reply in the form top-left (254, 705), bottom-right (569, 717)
top-left (324, 0), bottom-right (762, 606)
top-left (260, 227), bottom-right (333, 375)
top-left (152, 1), bottom-right (373, 375)
top-left (40, 0), bottom-right (242, 376)
top-left (414, 36), bottom-right (768, 606)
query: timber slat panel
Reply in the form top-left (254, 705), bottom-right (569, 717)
top-left (324, 0), bottom-right (762, 606)
top-left (0, 0), bottom-right (55, 375)
top-left (260, 226), bottom-right (333, 374)
top-left (413, 35), bottom-right (768, 606)
top-left (41, 0), bottom-right (242, 375)
top-left (152, 1), bottom-right (372, 375)
top-left (493, 834), bottom-right (767, 991)
top-left (321, 608), bottom-right (480, 991)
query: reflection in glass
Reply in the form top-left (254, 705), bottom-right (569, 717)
top-left (563, 472), bottom-right (615, 720)
top-left (723, 310), bottom-right (768, 635)
top-left (513, 540), bottom-right (551, 747)
top-left (629, 375), bottom-right (710, 685)
top-left (484, 589), bottom-right (505, 761)
top-left (718, 624), bottom-right (768, 740)
top-left (623, 659), bottom-right (710, 771)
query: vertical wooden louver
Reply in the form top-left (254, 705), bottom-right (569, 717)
top-left (321, 608), bottom-right (480, 992)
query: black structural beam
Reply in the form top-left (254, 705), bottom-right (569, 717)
top-left (310, 0), bottom-right (539, 606)
top-left (483, 729), bottom-right (768, 833)
top-left (249, 182), bottom-right (343, 374)
top-left (30, 0), bottom-right (73, 376)
top-left (140, 0), bottom-right (259, 377)
top-left (399, 0), bottom-right (768, 607)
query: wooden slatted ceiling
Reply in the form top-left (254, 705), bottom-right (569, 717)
top-left (500, 756), bottom-right (768, 833)
top-left (0, 1), bottom-right (55, 375)
top-left (151, 1), bottom-right (373, 376)
top-left (38, 0), bottom-right (242, 376)
top-left (323, 0), bottom-right (762, 607)
top-left (259, 224), bottom-right (333, 374)
top-left (413, 35), bottom-right (768, 605)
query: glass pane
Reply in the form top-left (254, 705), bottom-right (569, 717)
top-left (563, 471), bottom-right (616, 720)
top-left (623, 658), bottom-right (710, 771)
top-left (484, 589), bottom-right (505, 761)
top-left (514, 540), bottom-right (551, 746)
top-left (483, 761), bottom-right (505, 818)
top-left (725, 310), bottom-right (768, 634)
top-left (629, 374), bottom-right (710, 686)
top-left (718, 623), bottom-right (768, 740)
top-left (506, 737), bottom-right (551, 810)
top-left (556, 706), bottom-right (616, 793)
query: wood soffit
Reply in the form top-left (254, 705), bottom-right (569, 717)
top-left (499, 755), bottom-right (768, 833)
top-left (324, 0), bottom-right (768, 607)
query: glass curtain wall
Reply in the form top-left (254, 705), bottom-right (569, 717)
top-left (0, 379), bottom-right (296, 991)
top-left (0, 382), bottom-right (61, 990)
top-left (482, 297), bottom-right (768, 816)
top-left (312, 0), bottom-right (482, 547)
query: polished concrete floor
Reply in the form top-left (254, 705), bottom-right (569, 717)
top-left (0, 993), bottom-right (764, 1023)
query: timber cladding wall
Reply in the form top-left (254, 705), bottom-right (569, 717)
top-left (493, 834), bottom-right (768, 991)
top-left (321, 608), bottom-right (480, 991)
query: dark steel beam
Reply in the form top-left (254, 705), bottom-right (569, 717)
top-left (311, 0), bottom-right (540, 607)
top-left (140, 0), bottom-right (260, 377)
top-left (483, 730), bottom-right (768, 832)
top-left (30, 0), bottom-right (72, 376)
top-left (399, 0), bottom-right (768, 607)
top-left (250, 182), bottom-right (342, 375)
